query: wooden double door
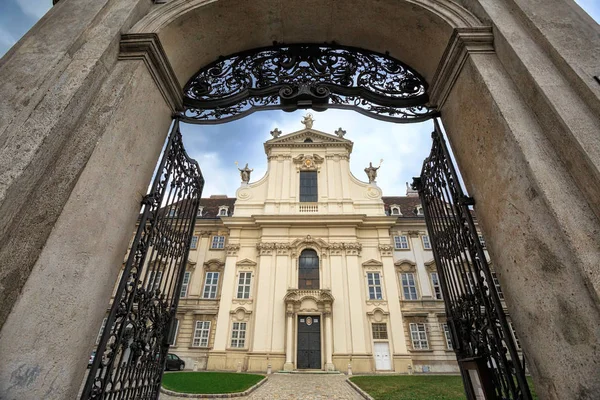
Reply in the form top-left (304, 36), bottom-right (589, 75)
top-left (297, 315), bottom-right (321, 369)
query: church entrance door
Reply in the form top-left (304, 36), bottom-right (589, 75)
top-left (297, 315), bottom-right (321, 369)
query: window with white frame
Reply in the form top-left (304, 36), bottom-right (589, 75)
top-left (422, 235), bottom-right (432, 250)
top-left (231, 322), bottom-right (247, 348)
top-left (401, 273), bottom-right (419, 300)
top-left (478, 234), bottom-right (486, 248)
top-left (415, 205), bottom-right (424, 216)
top-left (367, 272), bottom-right (383, 300)
top-left (168, 209), bottom-right (177, 218)
top-left (409, 323), bottom-right (429, 349)
top-left (169, 318), bottom-right (179, 346)
top-left (509, 321), bottom-right (521, 349)
top-left (211, 236), bottom-right (225, 249)
top-left (218, 206), bottom-right (229, 216)
top-left (202, 272), bottom-right (220, 299)
top-left (393, 235), bottom-right (409, 250)
top-left (236, 272), bottom-right (252, 299)
top-left (372, 323), bottom-right (388, 340)
top-left (390, 205), bottom-right (401, 215)
top-left (196, 206), bottom-right (204, 217)
top-left (190, 236), bottom-right (199, 250)
top-left (442, 323), bottom-right (453, 350)
top-left (147, 271), bottom-right (162, 291)
top-left (96, 317), bottom-right (107, 345)
top-left (491, 272), bottom-right (504, 299)
top-left (192, 321), bottom-right (211, 347)
top-left (180, 272), bottom-right (191, 298)
top-left (431, 272), bottom-right (442, 300)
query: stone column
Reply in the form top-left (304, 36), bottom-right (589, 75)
top-left (324, 309), bottom-right (335, 371)
top-left (284, 309), bottom-right (294, 371)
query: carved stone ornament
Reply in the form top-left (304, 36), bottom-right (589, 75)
top-left (225, 243), bottom-right (240, 256)
top-left (301, 113), bottom-right (315, 129)
top-left (204, 259), bottom-right (225, 271)
top-left (424, 259), bottom-right (437, 272)
top-left (364, 161), bottom-right (382, 183)
top-left (293, 153), bottom-right (324, 171)
top-left (378, 244), bottom-right (394, 257)
top-left (394, 259), bottom-right (417, 272)
top-left (270, 128), bottom-right (282, 138)
top-left (238, 163), bottom-right (253, 183)
top-left (335, 127), bottom-right (346, 138)
top-left (362, 259), bottom-right (384, 268)
top-left (343, 242), bottom-right (362, 256)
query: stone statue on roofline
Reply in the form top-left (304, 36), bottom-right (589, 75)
top-left (238, 163), bottom-right (253, 183)
top-left (301, 113), bottom-right (314, 129)
top-left (365, 159), bottom-right (383, 183)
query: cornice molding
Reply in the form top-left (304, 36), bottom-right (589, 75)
top-left (429, 27), bottom-right (494, 109)
top-left (119, 33), bottom-right (183, 112)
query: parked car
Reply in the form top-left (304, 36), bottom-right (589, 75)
top-left (88, 351), bottom-right (96, 368)
top-left (165, 353), bottom-right (185, 371)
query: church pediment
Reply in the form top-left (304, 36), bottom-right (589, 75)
top-left (362, 259), bottom-right (384, 268)
top-left (264, 128), bottom-right (353, 152)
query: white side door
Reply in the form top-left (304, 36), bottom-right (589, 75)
top-left (373, 342), bottom-right (391, 370)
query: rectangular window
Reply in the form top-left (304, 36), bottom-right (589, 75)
top-left (96, 318), bottom-right (107, 345)
top-left (231, 322), bottom-right (247, 348)
top-left (510, 322), bottom-right (521, 350)
top-left (190, 236), bottom-right (199, 249)
top-left (478, 234), bottom-right (486, 248)
top-left (169, 319), bottom-right (179, 346)
top-left (409, 323), bottom-right (429, 350)
top-left (367, 272), bottom-right (383, 300)
top-left (491, 272), bottom-right (504, 299)
top-left (299, 171), bottom-right (318, 202)
top-left (442, 323), bottom-right (453, 350)
top-left (401, 273), bottom-right (419, 300)
top-left (192, 321), bottom-right (211, 347)
top-left (431, 272), bottom-right (442, 300)
top-left (202, 272), bottom-right (219, 299)
top-left (211, 236), bottom-right (225, 249)
top-left (393, 235), bottom-right (409, 250)
top-left (237, 272), bottom-right (252, 299)
top-left (147, 271), bottom-right (162, 291)
top-left (372, 323), bottom-right (388, 340)
top-left (180, 272), bottom-right (191, 298)
top-left (422, 235), bottom-right (432, 250)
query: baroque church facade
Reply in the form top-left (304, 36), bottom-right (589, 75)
top-left (107, 118), bottom-right (515, 374)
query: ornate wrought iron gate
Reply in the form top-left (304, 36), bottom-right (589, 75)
top-left (413, 120), bottom-right (532, 400)
top-left (81, 119), bottom-right (204, 399)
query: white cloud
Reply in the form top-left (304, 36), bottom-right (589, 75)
top-left (16, 0), bottom-right (51, 19)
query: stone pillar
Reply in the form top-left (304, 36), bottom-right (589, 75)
top-left (434, 30), bottom-right (600, 398)
top-left (324, 310), bottom-right (335, 371)
top-left (284, 310), bottom-right (294, 371)
top-left (344, 245), bottom-right (368, 354)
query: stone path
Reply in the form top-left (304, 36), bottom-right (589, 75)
top-left (160, 373), bottom-right (364, 400)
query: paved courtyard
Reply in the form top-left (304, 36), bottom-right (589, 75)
top-left (160, 373), bottom-right (363, 400)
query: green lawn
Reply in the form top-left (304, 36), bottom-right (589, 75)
top-left (350, 375), bottom-right (538, 400)
top-left (161, 372), bottom-right (264, 394)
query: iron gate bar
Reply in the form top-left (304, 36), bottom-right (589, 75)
top-left (181, 43), bottom-right (439, 124)
top-left (413, 119), bottom-right (532, 400)
top-left (82, 119), bottom-right (203, 399)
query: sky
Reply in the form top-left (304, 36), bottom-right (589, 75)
top-left (1, 0), bottom-right (599, 197)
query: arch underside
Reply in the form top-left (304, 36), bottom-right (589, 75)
top-left (182, 43), bottom-right (440, 124)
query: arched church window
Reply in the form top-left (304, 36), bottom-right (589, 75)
top-left (298, 249), bottom-right (319, 289)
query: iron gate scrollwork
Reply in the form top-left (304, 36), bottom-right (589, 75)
top-left (412, 120), bottom-right (532, 400)
top-left (81, 119), bottom-right (204, 399)
top-left (182, 43), bottom-right (439, 124)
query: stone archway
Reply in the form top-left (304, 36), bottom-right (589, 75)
top-left (0, 1), bottom-right (599, 399)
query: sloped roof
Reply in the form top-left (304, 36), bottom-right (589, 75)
top-left (198, 197), bottom-right (236, 219)
top-left (264, 128), bottom-right (353, 153)
top-left (382, 196), bottom-right (424, 218)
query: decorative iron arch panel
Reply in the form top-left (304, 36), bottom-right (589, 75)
top-left (182, 43), bottom-right (439, 124)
